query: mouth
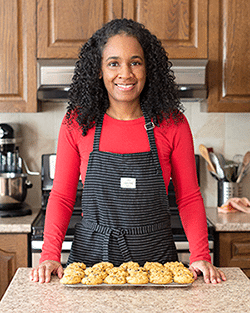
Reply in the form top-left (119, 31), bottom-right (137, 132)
top-left (115, 83), bottom-right (135, 91)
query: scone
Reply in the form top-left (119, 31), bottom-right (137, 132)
top-left (126, 273), bottom-right (149, 284)
top-left (66, 262), bottom-right (86, 270)
top-left (148, 267), bottom-right (173, 284)
top-left (104, 275), bottom-right (126, 284)
top-left (106, 267), bottom-right (128, 277)
top-left (144, 262), bottom-right (164, 271)
top-left (173, 271), bottom-right (194, 284)
top-left (173, 267), bottom-right (194, 284)
top-left (63, 268), bottom-right (85, 279)
top-left (60, 275), bottom-right (82, 285)
top-left (164, 261), bottom-right (185, 273)
top-left (85, 267), bottom-right (107, 279)
top-left (127, 266), bottom-right (148, 276)
top-left (81, 275), bottom-right (103, 285)
top-left (92, 262), bottom-right (114, 271)
top-left (126, 266), bottom-right (149, 284)
top-left (119, 261), bottom-right (140, 270)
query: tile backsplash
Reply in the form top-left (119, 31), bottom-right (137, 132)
top-left (1, 101), bottom-right (250, 209)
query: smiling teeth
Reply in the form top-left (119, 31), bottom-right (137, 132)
top-left (116, 84), bottom-right (133, 89)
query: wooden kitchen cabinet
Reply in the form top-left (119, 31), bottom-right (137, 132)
top-left (37, 0), bottom-right (208, 59)
top-left (218, 232), bottom-right (250, 278)
top-left (0, 234), bottom-right (29, 300)
top-left (37, 0), bottom-right (109, 58)
top-left (207, 0), bottom-right (250, 112)
top-left (0, 0), bottom-right (37, 113)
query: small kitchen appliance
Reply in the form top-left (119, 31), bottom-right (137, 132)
top-left (31, 154), bottom-right (215, 268)
top-left (0, 123), bottom-right (32, 217)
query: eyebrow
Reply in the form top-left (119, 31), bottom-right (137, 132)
top-left (105, 55), bottom-right (144, 62)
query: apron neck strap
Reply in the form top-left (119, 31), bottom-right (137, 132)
top-left (93, 113), bottom-right (105, 151)
top-left (93, 111), bottom-right (163, 174)
top-left (141, 109), bottom-right (163, 174)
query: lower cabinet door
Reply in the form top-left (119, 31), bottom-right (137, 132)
top-left (0, 234), bottom-right (28, 299)
top-left (219, 232), bottom-right (250, 278)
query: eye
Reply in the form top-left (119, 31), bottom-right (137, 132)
top-left (131, 61), bottom-right (142, 66)
top-left (108, 61), bottom-right (119, 67)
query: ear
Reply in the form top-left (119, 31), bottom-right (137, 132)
top-left (99, 70), bottom-right (103, 79)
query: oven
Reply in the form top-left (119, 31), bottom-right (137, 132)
top-left (31, 154), bottom-right (215, 267)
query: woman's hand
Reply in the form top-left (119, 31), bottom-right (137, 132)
top-left (30, 260), bottom-right (64, 283)
top-left (189, 260), bottom-right (226, 284)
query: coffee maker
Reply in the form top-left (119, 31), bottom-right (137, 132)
top-left (0, 123), bottom-right (32, 217)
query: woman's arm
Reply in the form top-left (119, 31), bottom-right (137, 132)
top-left (30, 116), bottom-right (81, 283)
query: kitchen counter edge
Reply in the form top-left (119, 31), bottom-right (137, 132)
top-left (206, 207), bottom-right (250, 232)
top-left (0, 207), bottom-right (40, 233)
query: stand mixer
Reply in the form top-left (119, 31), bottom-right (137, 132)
top-left (0, 123), bottom-right (33, 217)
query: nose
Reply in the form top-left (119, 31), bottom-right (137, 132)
top-left (118, 64), bottom-right (133, 79)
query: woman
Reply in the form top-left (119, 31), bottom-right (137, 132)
top-left (30, 19), bottom-right (226, 284)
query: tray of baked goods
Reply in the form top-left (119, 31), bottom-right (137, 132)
top-left (60, 261), bottom-right (194, 287)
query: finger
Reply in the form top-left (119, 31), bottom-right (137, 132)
top-left (45, 267), bottom-right (52, 283)
top-left (229, 201), bottom-right (241, 211)
top-left (29, 268), bottom-right (36, 281)
top-left (239, 197), bottom-right (250, 205)
top-left (198, 265), bottom-right (210, 284)
top-left (32, 268), bottom-right (40, 282)
top-left (57, 265), bottom-right (64, 279)
top-left (38, 266), bottom-right (46, 283)
top-left (218, 269), bottom-right (227, 281)
top-left (188, 267), bottom-right (198, 280)
top-left (246, 198), bottom-right (250, 206)
top-left (209, 266), bottom-right (227, 284)
top-left (209, 267), bottom-right (220, 284)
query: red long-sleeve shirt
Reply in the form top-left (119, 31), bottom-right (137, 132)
top-left (40, 113), bottom-right (211, 264)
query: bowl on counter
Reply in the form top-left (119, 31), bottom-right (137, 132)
top-left (0, 173), bottom-right (33, 209)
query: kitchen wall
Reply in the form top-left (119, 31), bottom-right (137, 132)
top-left (1, 101), bottom-right (250, 209)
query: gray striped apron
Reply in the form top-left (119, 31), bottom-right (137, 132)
top-left (67, 113), bottom-right (178, 267)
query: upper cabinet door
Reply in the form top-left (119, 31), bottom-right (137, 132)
top-left (207, 0), bottom-right (250, 112)
top-left (37, 0), bottom-right (207, 59)
top-left (0, 0), bottom-right (37, 112)
top-left (123, 0), bottom-right (208, 59)
top-left (37, 0), bottom-right (123, 59)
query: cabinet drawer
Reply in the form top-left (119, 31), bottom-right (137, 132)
top-left (219, 232), bottom-right (250, 278)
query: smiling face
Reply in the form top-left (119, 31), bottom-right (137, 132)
top-left (101, 34), bottom-right (146, 111)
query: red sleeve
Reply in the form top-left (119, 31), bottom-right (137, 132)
top-left (170, 116), bottom-right (211, 264)
top-left (39, 116), bottom-right (81, 263)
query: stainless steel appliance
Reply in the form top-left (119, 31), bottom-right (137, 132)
top-left (31, 154), bottom-right (215, 267)
top-left (0, 123), bottom-right (32, 217)
top-left (37, 59), bottom-right (208, 102)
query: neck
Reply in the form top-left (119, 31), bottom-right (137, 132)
top-left (106, 104), bottom-right (143, 121)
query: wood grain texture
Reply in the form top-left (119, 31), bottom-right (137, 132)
top-left (0, 0), bottom-right (37, 112)
top-left (37, 0), bottom-right (112, 58)
top-left (37, 0), bottom-right (207, 59)
top-left (135, 0), bottom-right (208, 59)
top-left (219, 232), bottom-right (250, 278)
top-left (207, 0), bottom-right (250, 112)
top-left (0, 234), bottom-right (28, 300)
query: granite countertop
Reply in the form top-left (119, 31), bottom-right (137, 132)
top-left (206, 207), bottom-right (250, 231)
top-left (0, 207), bottom-right (40, 233)
top-left (0, 267), bottom-right (249, 313)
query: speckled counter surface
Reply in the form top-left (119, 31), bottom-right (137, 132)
top-left (206, 207), bottom-right (250, 231)
top-left (0, 207), bottom-right (40, 233)
top-left (1, 268), bottom-right (249, 313)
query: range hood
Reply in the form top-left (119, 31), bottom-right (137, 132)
top-left (37, 59), bottom-right (208, 102)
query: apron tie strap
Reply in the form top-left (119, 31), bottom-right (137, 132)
top-left (81, 219), bottom-right (170, 263)
top-left (108, 228), bottom-right (131, 262)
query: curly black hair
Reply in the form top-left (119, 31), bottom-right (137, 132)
top-left (66, 18), bottom-right (184, 136)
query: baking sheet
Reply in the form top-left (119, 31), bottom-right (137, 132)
top-left (64, 282), bottom-right (192, 288)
